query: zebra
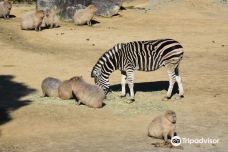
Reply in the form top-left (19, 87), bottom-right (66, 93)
top-left (91, 38), bottom-right (184, 102)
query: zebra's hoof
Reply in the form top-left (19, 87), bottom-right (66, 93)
top-left (127, 99), bottom-right (135, 104)
top-left (120, 95), bottom-right (126, 98)
top-left (175, 95), bottom-right (184, 100)
top-left (162, 96), bottom-right (171, 101)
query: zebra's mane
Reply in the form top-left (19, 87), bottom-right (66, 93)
top-left (91, 43), bottom-right (123, 77)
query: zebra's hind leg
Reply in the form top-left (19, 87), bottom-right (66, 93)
top-left (120, 71), bottom-right (127, 98)
top-left (163, 64), bottom-right (176, 101)
top-left (175, 66), bottom-right (184, 99)
top-left (126, 69), bottom-right (135, 103)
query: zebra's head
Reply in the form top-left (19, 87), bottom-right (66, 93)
top-left (91, 43), bottom-right (125, 94)
top-left (91, 65), bottom-right (109, 94)
top-left (91, 65), bottom-right (101, 78)
top-left (91, 66), bottom-right (101, 83)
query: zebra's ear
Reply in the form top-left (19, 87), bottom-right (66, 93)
top-left (70, 76), bottom-right (80, 81)
top-left (91, 71), bottom-right (95, 78)
top-left (91, 70), bottom-right (96, 77)
top-left (91, 70), bottom-right (96, 78)
top-left (91, 68), bottom-right (95, 77)
top-left (91, 69), bottom-right (101, 77)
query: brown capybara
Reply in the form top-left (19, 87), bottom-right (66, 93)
top-left (42, 9), bottom-right (60, 28)
top-left (70, 76), bottom-right (104, 108)
top-left (0, 0), bottom-right (12, 19)
top-left (41, 77), bottom-right (61, 97)
top-left (73, 5), bottom-right (97, 26)
top-left (58, 80), bottom-right (73, 100)
top-left (21, 10), bottom-right (45, 31)
top-left (148, 110), bottom-right (176, 142)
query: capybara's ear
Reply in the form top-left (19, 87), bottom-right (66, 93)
top-left (70, 76), bottom-right (81, 81)
top-left (70, 76), bottom-right (76, 81)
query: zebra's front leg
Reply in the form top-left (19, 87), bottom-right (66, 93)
top-left (120, 71), bottom-right (127, 97)
top-left (126, 70), bottom-right (135, 103)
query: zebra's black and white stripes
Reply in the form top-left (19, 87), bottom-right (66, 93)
top-left (91, 39), bottom-right (184, 102)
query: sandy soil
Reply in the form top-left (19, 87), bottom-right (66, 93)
top-left (0, 0), bottom-right (228, 151)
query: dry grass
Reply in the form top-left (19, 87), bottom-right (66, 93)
top-left (0, 1), bottom-right (228, 151)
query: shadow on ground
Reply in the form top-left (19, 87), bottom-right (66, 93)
top-left (9, 15), bottom-right (16, 18)
top-left (0, 75), bottom-right (36, 125)
top-left (91, 19), bottom-right (100, 25)
top-left (110, 81), bottom-right (178, 95)
top-left (0, 15), bottom-right (16, 19)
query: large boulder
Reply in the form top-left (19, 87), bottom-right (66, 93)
top-left (36, 0), bottom-right (122, 19)
top-left (92, 0), bottom-right (122, 17)
top-left (36, 0), bottom-right (91, 11)
top-left (60, 4), bottom-right (86, 20)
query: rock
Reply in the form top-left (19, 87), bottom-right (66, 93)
top-left (60, 4), bottom-right (86, 20)
top-left (36, 0), bottom-right (122, 20)
top-left (37, 0), bottom-right (91, 20)
top-left (92, 0), bottom-right (122, 17)
top-left (36, 0), bottom-right (91, 11)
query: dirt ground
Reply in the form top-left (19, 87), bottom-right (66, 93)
top-left (0, 0), bottom-right (228, 151)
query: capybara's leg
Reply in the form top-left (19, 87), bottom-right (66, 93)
top-left (38, 23), bottom-right (42, 31)
top-left (38, 26), bottom-right (42, 31)
top-left (75, 100), bottom-right (81, 106)
top-left (35, 26), bottom-right (38, 31)
top-left (50, 24), bottom-right (53, 29)
top-left (87, 20), bottom-right (92, 26)
top-left (42, 90), bottom-right (46, 97)
top-left (3, 14), bottom-right (7, 19)
top-left (169, 130), bottom-right (175, 140)
top-left (163, 132), bottom-right (168, 142)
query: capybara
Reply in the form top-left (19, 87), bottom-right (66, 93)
top-left (148, 110), bottom-right (176, 142)
top-left (70, 76), bottom-right (104, 108)
top-left (21, 10), bottom-right (45, 31)
top-left (43, 9), bottom-right (60, 28)
top-left (0, 0), bottom-right (12, 19)
top-left (73, 5), bottom-right (97, 26)
top-left (58, 80), bottom-right (73, 100)
top-left (41, 77), bottom-right (61, 97)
